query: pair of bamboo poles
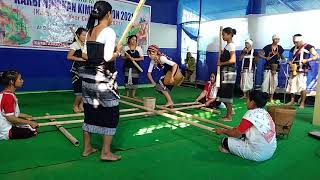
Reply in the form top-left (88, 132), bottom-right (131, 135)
top-left (35, 107), bottom-right (154, 146)
top-left (34, 97), bottom-right (231, 146)
top-left (33, 0), bottom-right (232, 146)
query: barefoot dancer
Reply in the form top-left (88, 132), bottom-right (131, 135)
top-left (239, 39), bottom-right (258, 99)
top-left (67, 27), bottom-right (87, 113)
top-left (216, 27), bottom-right (237, 122)
top-left (147, 44), bottom-right (178, 107)
top-left (259, 34), bottom-right (285, 103)
top-left (80, 1), bottom-right (122, 161)
top-left (121, 35), bottom-right (144, 98)
top-left (286, 34), bottom-right (318, 109)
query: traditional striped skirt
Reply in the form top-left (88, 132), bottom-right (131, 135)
top-left (124, 66), bottom-right (139, 90)
top-left (79, 66), bottom-right (120, 136)
top-left (71, 72), bottom-right (82, 96)
top-left (217, 66), bottom-right (237, 103)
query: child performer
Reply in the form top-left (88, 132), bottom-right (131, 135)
top-left (67, 27), bottom-right (87, 113)
top-left (195, 73), bottom-right (221, 108)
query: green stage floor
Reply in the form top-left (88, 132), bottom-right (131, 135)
top-left (0, 87), bottom-right (319, 180)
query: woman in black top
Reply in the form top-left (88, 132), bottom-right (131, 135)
top-left (122, 35), bottom-right (144, 97)
top-left (80, 1), bottom-right (122, 161)
top-left (217, 27), bottom-right (237, 122)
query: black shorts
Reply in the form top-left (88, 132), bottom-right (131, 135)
top-left (9, 126), bottom-right (37, 139)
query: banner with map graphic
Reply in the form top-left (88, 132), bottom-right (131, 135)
top-left (0, 0), bottom-right (151, 52)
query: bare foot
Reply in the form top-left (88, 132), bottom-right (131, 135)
top-left (82, 147), bottom-right (98, 157)
top-left (218, 145), bottom-right (230, 153)
top-left (240, 96), bottom-right (246, 99)
top-left (232, 110), bottom-right (235, 115)
top-left (79, 105), bottom-right (84, 112)
top-left (286, 101), bottom-right (295, 106)
top-left (101, 152), bottom-right (121, 161)
top-left (164, 102), bottom-right (173, 108)
top-left (220, 117), bottom-right (232, 122)
top-left (299, 103), bottom-right (305, 109)
top-left (73, 106), bottom-right (80, 113)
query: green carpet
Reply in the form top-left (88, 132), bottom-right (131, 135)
top-left (0, 87), bottom-right (319, 179)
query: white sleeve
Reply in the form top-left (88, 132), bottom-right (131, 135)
top-left (122, 46), bottom-right (129, 57)
top-left (137, 46), bottom-right (144, 57)
top-left (82, 32), bottom-right (88, 54)
top-left (160, 56), bottom-right (176, 66)
top-left (226, 43), bottom-right (236, 52)
top-left (212, 86), bottom-right (218, 99)
top-left (69, 42), bottom-right (80, 50)
top-left (97, 27), bottom-right (116, 62)
top-left (148, 60), bottom-right (155, 72)
top-left (243, 109), bottom-right (254, 121)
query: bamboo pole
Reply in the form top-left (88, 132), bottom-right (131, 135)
top-left (123, 95), bottom-right (143, 103)
top-left (117, 0), bottom-right (145, 73)
top-left (46, 113), bottom-right (80, 146)
top-left (39, 111), bottom-right (155, 127)
top-left (172, 102), bottom-right (200, 106)
top-left (69, 27), bottom-right (84, 50)
top-left (171, 102), bottom-right (220, 114)
top-left (33, 108), bottom-right (139, 120)
top-left (173, 104), bottom-right (206, 111)
top-left (120, 100), bottom-right (215, 132)
top-left (200, 107), bottom-right (220, 114)
top-left (121, 96), bottom-right (230, 129)
top-left (120, 95), bottom-right (206, 111)
top-left (155, 106), bottom-right (232, 129)
top-left (39, 120), bottom-right (83, 127)
top-left (216, 26), bottom-right (223, 88)
top-left (125, 52), bottom-right (143, 72)
top-left (121, 95), bottom-right (218, 113)
top-left (118, 0), bottom-right (146, 45)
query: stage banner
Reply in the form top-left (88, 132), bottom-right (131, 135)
top-left (0, 0), bottom-right (150, 52)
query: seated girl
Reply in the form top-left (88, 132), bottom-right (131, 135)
top-left (0, 70), bottom-right (38, 140)
top-left (195, 73), bottom-right (221, 108)
top-left (215, 90), bottom-right (277, 161)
